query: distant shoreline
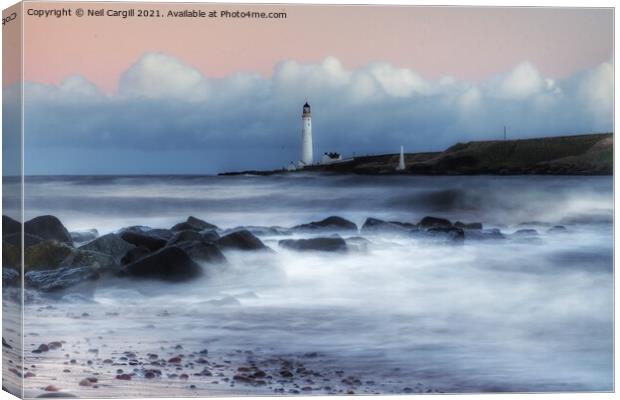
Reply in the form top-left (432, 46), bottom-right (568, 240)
top-left (220, 133), bottom-right (613, 176)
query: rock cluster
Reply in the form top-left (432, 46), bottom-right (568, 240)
top-left (3, 213), bottom-right (566, 293)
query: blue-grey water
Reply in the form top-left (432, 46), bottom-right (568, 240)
top-left (8, 174), bottom-right (614, 395)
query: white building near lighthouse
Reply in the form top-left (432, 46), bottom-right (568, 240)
top-left (299, 102), bottom-right (313, 167)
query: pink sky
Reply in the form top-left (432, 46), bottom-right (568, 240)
top-left (19, 3), bottom-right (613, 92)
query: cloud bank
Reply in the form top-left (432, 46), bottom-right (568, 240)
top-left (16, 52), bottom-right (613, 174)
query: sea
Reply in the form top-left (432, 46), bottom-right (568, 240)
top-left (2, 174), bottom-right (613, 396)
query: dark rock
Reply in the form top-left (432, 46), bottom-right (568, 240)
top-left (423, 227), bottom-right (464, 244)
top-left (2, 268), bottom-right (20, 286)
top-left (119, 226), bottom-right (173, 240)
top-left (419, 216), bottom-right (452, 229)
top-left (172, 216), bottom-right (217, 232)
top-left (60, 249), bottom-right (116, 272)
top-left (24, 241), bottom-right (74, 270)
top-left (70, 229), bottom-right (98, 243)
top-left (24, 215), bottom-right (72, 245)
top-left (25, 266), bottom-right (99, 292)
top-left (454, 221), bottom-right (483, 230)
top-left (79, 233), bottom-right (135, 263)
top-left (122, 246), bottom-right (202, 281)
top-left (389, 221), bottom-right (418, 229)
top-left (361, 218), bottom-right (410, 234)
top-left (2, 215), bottom-right (21, 236)
top-left (464, 228), bottom-right (505, 241)
top-left (547, 225), bottom-right (568, 234)
top-left (120, 231), bottom-right (167, 252)
top-left (200, 229), bottom-right (221, 242)
top-left (228, 226), bottom-right (290, 237)
top-left (3, 232), bottom-right (45, 248)
top-left (120, 246), bottom-right (151, 265)
top-left (167, 230), bottom-right (203, 247)
top-left (177, 242), bottom-right (227, 265)
top-left (217, 230), bottom-right (267, 251)
top-left (146, 229), bottom-right (175, 240)
top-left (279, 237), bottom-right (347, 252)
top-left (293, 216), bottom-right (357, 232)
top-left (511, 229), bottom-right (542, 243)
top-left (513, 229), bottom-right (538, 236)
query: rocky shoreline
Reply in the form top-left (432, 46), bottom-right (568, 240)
top-left (3, 213), bottom-right (566, 293)
top-left (1, 209), bottom-right (611, 397)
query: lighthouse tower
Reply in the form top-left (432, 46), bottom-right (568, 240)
top-left (300, 102), bottom-right (313, 166)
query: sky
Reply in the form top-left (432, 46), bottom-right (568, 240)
top-left (3, 3), bottom-right (614, 174)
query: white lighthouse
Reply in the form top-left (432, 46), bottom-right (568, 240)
top-left (300, 102), bottom-right (313, 166)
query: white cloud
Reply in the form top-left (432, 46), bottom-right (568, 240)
top-left (577, 61), bottom-right (613, 128)
top-left (118, 52), bottom-right (208, 102)
top-left (17, 53), bottom-right (614, 173)
top-left (492, 62), bottom-right (547, 99)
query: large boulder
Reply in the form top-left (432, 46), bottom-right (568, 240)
top-left (171, 216), bottom-right (217, 232)
top-left (3, 232), bottom-right (45, 248)
top-left (177, 242), bottom-right (227, 264)
top-left (120, 231), bottom-right (167, 252)
top-left (279, 237), bottom-right (347, 252)
top-left (454, 221), bottom-right (483, 230)
top-left (2, 215), bottom-right (21, 236)
top-left (201, 230), bottom-right (221, 243)
top-left (547, 225), bottom-right (568, 234)
top-left (79, 233), bottom-right (135, 263)
top-left (165, 230), bottom-right (226, 264)
top-left (293, 216), bottom-right (357, 232)
top-left (464, 228), bottom-right (505, 241)
top-left (420, 226), bottom-right (464, 244)
top-left (60, 249), bottom-right (116, 272)
top-left (361, 218), bottom-right (411, 234)
top-left (227, 226), bottom-right (290, 237)
top-left (511, 229), bottom-right (542, 244)
top-left (418, 216), bottom-right (453, 229)
top-left (24, 241), bottom-right (74, 270)
top-left (120, 246), bottom-right (151, 265)
top-left (2, 268), bottom-right (20, 287)
top-left (24, 215), bottom-right (72, 245)
top-left (216, 230), bottom-right (267, 251)
top-left (119, 226), bottom-right (173, 240)
top-left (166, 230), bottom-right (204, 247)
top-left (122, 246), bottom-right (203, 281)
top-left (70, 229), bottom-right (99, 243)
top-left (25, 266), bottom-right (99, 292)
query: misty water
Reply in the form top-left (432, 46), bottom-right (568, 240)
top-left (10, 174), bottom-right (613, 395)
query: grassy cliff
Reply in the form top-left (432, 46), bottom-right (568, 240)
top-left (304, 133), bottom-right (613, 175)
top-left (220, 133), bottom-right (613, 176)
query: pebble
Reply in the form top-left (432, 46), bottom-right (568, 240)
top-left (115, 374), bottom-right (132, 380)
top-left (44, 385), bottom-right (60, 392)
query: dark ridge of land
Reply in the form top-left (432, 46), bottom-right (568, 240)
top-left (219, 133), bottom-right (613, 176)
